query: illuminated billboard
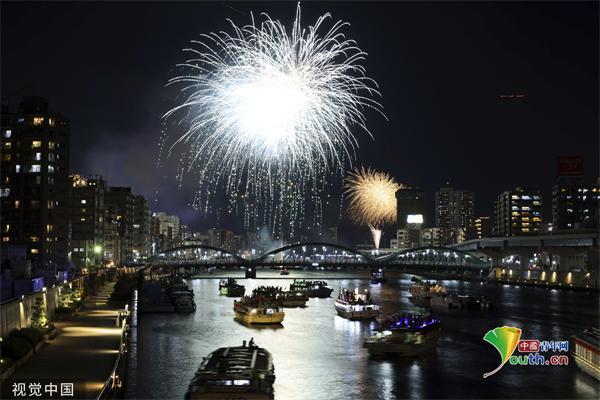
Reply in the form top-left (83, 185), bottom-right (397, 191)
top-left (406, 214), bottom-right (424, 224)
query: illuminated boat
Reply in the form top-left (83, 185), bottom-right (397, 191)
top-left (572, 328), bottom-right (600, 381)
top-left (290, 279), bottom-right (333, 298)
top-left (280, 268), bottom-right (290, 276)
top-left (234, 297), bottom-right (285, 325)
top-left (370, 268), bottom-right (386, 284)
top-left (219, 278), bottom-right (245, 297)
top-left (252, 286), bottom-right (308, 307)
top-left (408, 282), bottom-right (446, 299)
top-left (185, 341), bottom-right (275, 399)
top-left (363, 314), bottom-right (441, 356)
top-left (334, 288), bottom-right (380, 320)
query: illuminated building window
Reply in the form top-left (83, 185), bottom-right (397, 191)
top-left (30, 236), bottom-right (39, 242)
top-left (48, 141), bottom-right (55, 150)
top-left (522, 195), bottom-right (531, 200)
top-left (522, 228), bottom-right (530, 232)
top-left (15, 200), bottom-right (20, 208)
top-left (29, 164), bottom-right (41, 173)
top-left (35, 176), bottom-right (41, 185)
top-left (2, 237), bottom-right (9, 242)
top-left (522, 206), bottom-right (530, 211)
top-left (80, 217), bottom-right (86, 222)
top-left (48, 153), bottom-right (55, 161)
top-left (47, 200), bottom-right (54, 209)
top-left (522, 217), bottom-right (530, 221)
top-left (0, 188), bottom-right (10, 197)
top-left (48, 165), bottom-right (55, 173)
top-left (511, 195), bottom-right (519, 200)
top-left (3, 224), bottom-right (9, 233)
top-left (48, 177), bottom-right (54, 185)
top-left (35, 152), bottom-right (41, 161)
top-left (46, 224), bottom-right (53, 233)
top-left (31, 248), bottom-right (39, 254)
top-left (33, 117), bottom-right (44, 126)
top-left (4, 141), bottom-right (11, 149)
top-left (81, 199), bottom-right (87, 204)
top-left (3, 130), bottom-right (11, 138)
top-left (49, 118), bottom-right (55, 127)
top-left (32, 140), bottom-right (42, 149)
top-left (15, 164), bottom-right (21, 173)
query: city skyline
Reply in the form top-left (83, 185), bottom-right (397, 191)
top-left (2, 1), bottom-right (597, 236)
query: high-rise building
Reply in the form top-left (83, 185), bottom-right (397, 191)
top-left (1, 97), bottom-right (70, 272)
top-left (69, 174), bottom-right (107, 269)
top-left (104, 187), bottom-right (135, 263)
top-left (474, 216), bottom-right (492, 238)
top-left (434, 185), bottom-right (474, 245)
top-left (493, 187), bottom-right (542, 236)
top-left (132, 195), bottom-right (151, 261)
top-left (552, 180), bottom-right (599, 231)
top-left (395, 187), bottom-right (427, 229)
top-left (152, 212), bottom-right (181, 251)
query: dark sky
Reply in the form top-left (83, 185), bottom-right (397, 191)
top-left (2, 1), bottom-right (598, 243)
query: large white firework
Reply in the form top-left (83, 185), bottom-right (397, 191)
top-left (164, 3), bottom-right (382, 238)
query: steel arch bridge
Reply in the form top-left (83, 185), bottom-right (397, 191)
top-left (147, 242), bottom-right (489, 271)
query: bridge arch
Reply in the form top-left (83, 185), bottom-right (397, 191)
top-left (255, 242), bottom-right (373, 263)
top-left (148, 244), bottom-right (248, 264)
top-left (378, 246), bottom-right (488, 268)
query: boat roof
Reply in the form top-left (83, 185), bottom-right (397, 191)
top-left (573, 328), bottom-right (600, 349)
top-left (196, 346), bottom-right (273, 381)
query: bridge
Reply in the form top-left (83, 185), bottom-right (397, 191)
top-left (146, 241), bottom-right (490, 272)
top-left (453, 231), bottom-right (599, 271)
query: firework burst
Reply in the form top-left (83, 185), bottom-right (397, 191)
top-left (345, 167), bottom-right (403, 248)
top-left (163, 3), bottom-right (382, 238)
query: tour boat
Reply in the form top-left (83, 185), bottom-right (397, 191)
top-left (280, 268), bottom-right (290, 276)
top-left (186, 341), bottom-right (275, 399)
top-left (290, 279), bottom-right (333, 298)
top-left (252, 286), bottom-right (308, 307)
top-left (233, 297), bottom-right (285, 325)
top-left (363, 314), bottom-right (441, 356)
top-left (370, 268), bottom-right (386, 284)
top-left (334, 288), bottom-right (380, 320)
top-left (408, 282), bottom-right (446, 299)
top-left (219, 278), bottom-right (245, 297)
top-left (572, 328), bottom-right (600, 381)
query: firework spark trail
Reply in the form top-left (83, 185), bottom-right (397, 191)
top-left (163, 3), bottom-right (383, 238)
top-left (345, 167), bottom-right (403, 248)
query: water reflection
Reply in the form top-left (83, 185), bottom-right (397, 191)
top-left (126, 273), bottom-right (599, 400)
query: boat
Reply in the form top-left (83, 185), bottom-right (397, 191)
top-left (252, 286), bottom-right (308, 307)
top-left (363, 313), bottom-right (441, 356)
top-left (185, 341), bottom-right (275, 399)
top-left (219, 278), bottom-right (245, 297)
top-left (334, 288), bottom-right (380, 320)
top-left (455, 294), bottom-right (492, 310)
top-left (280, 268), bottom-right (290, 276)
top-left (289, 279), bottom-right (333, 298)
top-left (572, 328), bottom-right (600, 380)
top-left (370, 268), bottom-right (386, 284)
top-left (408, 282), bottom-right (446, 299)
top-left (233, 296), bottom-right (285, 325)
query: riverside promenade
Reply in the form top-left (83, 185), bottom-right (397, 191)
top-left (3, 282), bottom-right (125, 399)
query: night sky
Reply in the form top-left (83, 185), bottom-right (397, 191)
top-left (2, 1), bottom-right (598, 243)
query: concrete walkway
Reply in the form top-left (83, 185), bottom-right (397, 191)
top-left (3, 282), bottom-right (125, 399)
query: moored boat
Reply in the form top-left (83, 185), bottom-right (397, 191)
top-left (572, 328), bottom-right (600, 381)
top-left (370, 268), bottom-right (386, 284)
top-left (334, 288), bottom-right (380, 320)
top-left (185, 340), bottom-right (275, 399)
top-left (219, 278), bottom-right (245, 297)
top-left (363, 313), bottom-right (441, 356)
top-left (280, 268), bottom-right (290, 276)
top-left (234, 295), bottom-right (285, 325)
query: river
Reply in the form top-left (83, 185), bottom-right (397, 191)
top-left (125, 271), bottom-right (599, 399)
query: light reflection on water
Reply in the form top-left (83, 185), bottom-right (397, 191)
top-left (126, 273), bottom-right (599, 400)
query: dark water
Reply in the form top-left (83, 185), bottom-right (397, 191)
top-left (126, 272), bottom-right (599, 400)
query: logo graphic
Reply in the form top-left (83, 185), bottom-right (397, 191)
top-left (483, 325), bottom-right (522, 378)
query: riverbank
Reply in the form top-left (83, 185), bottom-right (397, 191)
top-left (1, 282), bottom-right (128, 399)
